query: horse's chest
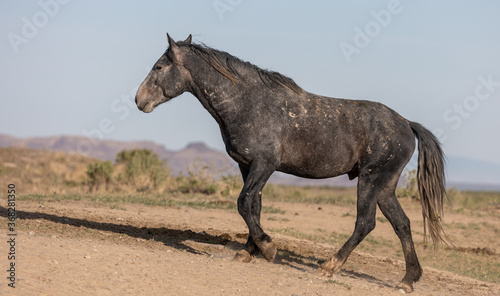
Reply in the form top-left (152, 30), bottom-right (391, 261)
top-left (222, 125), bottom-right (281, 167)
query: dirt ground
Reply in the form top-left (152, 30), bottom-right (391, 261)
top-left (1, 198), bottom-right (499, 296)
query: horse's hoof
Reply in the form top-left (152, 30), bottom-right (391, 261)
top-left (259, 240), bottom-right (277, 262)
top-left (318, 258), bottom-right (344, 277)
top-left (395, 281), bottom-right (414, 294)
top-left (316, 266), bottom-right (333, 277)
top-left (234, 249), bottom-right (252, 263)
top-left (317, 262), bottom-right (334, 277)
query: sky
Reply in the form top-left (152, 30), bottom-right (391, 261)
top-left (1, 1), bottom-right (500, 171)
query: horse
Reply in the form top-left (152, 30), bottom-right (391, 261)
top-left (135, 33), bottom-right (450, 293)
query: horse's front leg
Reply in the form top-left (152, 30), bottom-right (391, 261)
top-left (234, 165), bottom-right (258, 262)
top-left (233, 162), bottom-right (276, 263)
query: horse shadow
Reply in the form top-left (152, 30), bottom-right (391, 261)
top-left (0, 206), bottom-right (391, 288)
top-left (0, 206), bottom-right (236, 256)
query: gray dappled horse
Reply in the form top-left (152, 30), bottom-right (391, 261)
top-left (135, 34), bottom-right (450, 293)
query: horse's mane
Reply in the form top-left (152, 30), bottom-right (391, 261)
top-left (186, 43), bottom-right (303, 94)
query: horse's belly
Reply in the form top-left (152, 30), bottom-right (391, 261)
top-left (277, 163), bottom-right (350, 179)
top-left (277, 141), bottom-right (358, 179)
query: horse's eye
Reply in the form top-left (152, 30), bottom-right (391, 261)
top-left (155, 65), bottom-right (163, 71)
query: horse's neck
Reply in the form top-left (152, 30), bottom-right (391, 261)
top-left (188, 70), bottom-right (242, 126)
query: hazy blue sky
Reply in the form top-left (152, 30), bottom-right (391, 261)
top-left (1, 1), bottom-right (499, 168)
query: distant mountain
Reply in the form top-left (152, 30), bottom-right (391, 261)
top-left (0, 134), bottom-right (171, 162)
top-left (1, 134), bottom-right (498, 190)
top-left (166, 142), bottom-right (237, 175)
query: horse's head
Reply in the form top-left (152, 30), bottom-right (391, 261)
top-left (135, 33), bottom-right (192, 113)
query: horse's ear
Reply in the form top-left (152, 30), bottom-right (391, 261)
top-left (184, 34), bottom-right (192, 44)
top-left (167, 33), bottom-right (178, 50)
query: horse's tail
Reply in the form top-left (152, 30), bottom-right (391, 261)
top-left (409, 121), bottom-right (453, 248)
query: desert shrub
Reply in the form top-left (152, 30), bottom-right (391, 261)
top-left (176, 158), bottom-right (241, 196)
top-left (116, 149), bottom-right (170, 191)
top-left (177, 159), bottom-right (220, 194)
top-left (86, 161), bottom-right (114, 192)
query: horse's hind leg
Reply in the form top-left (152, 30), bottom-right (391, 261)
top-left (319, 174), bottom-right (379, 275)
top-left (378, 193), bottom-right (422, 293)
top-left (320, 164), bottom-right (421, 293)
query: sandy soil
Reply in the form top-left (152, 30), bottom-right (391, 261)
top-left (0, 199), bottom-right (499, 296)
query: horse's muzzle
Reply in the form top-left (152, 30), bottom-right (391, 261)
top-left (136, 98), bottom-right (155, 113)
